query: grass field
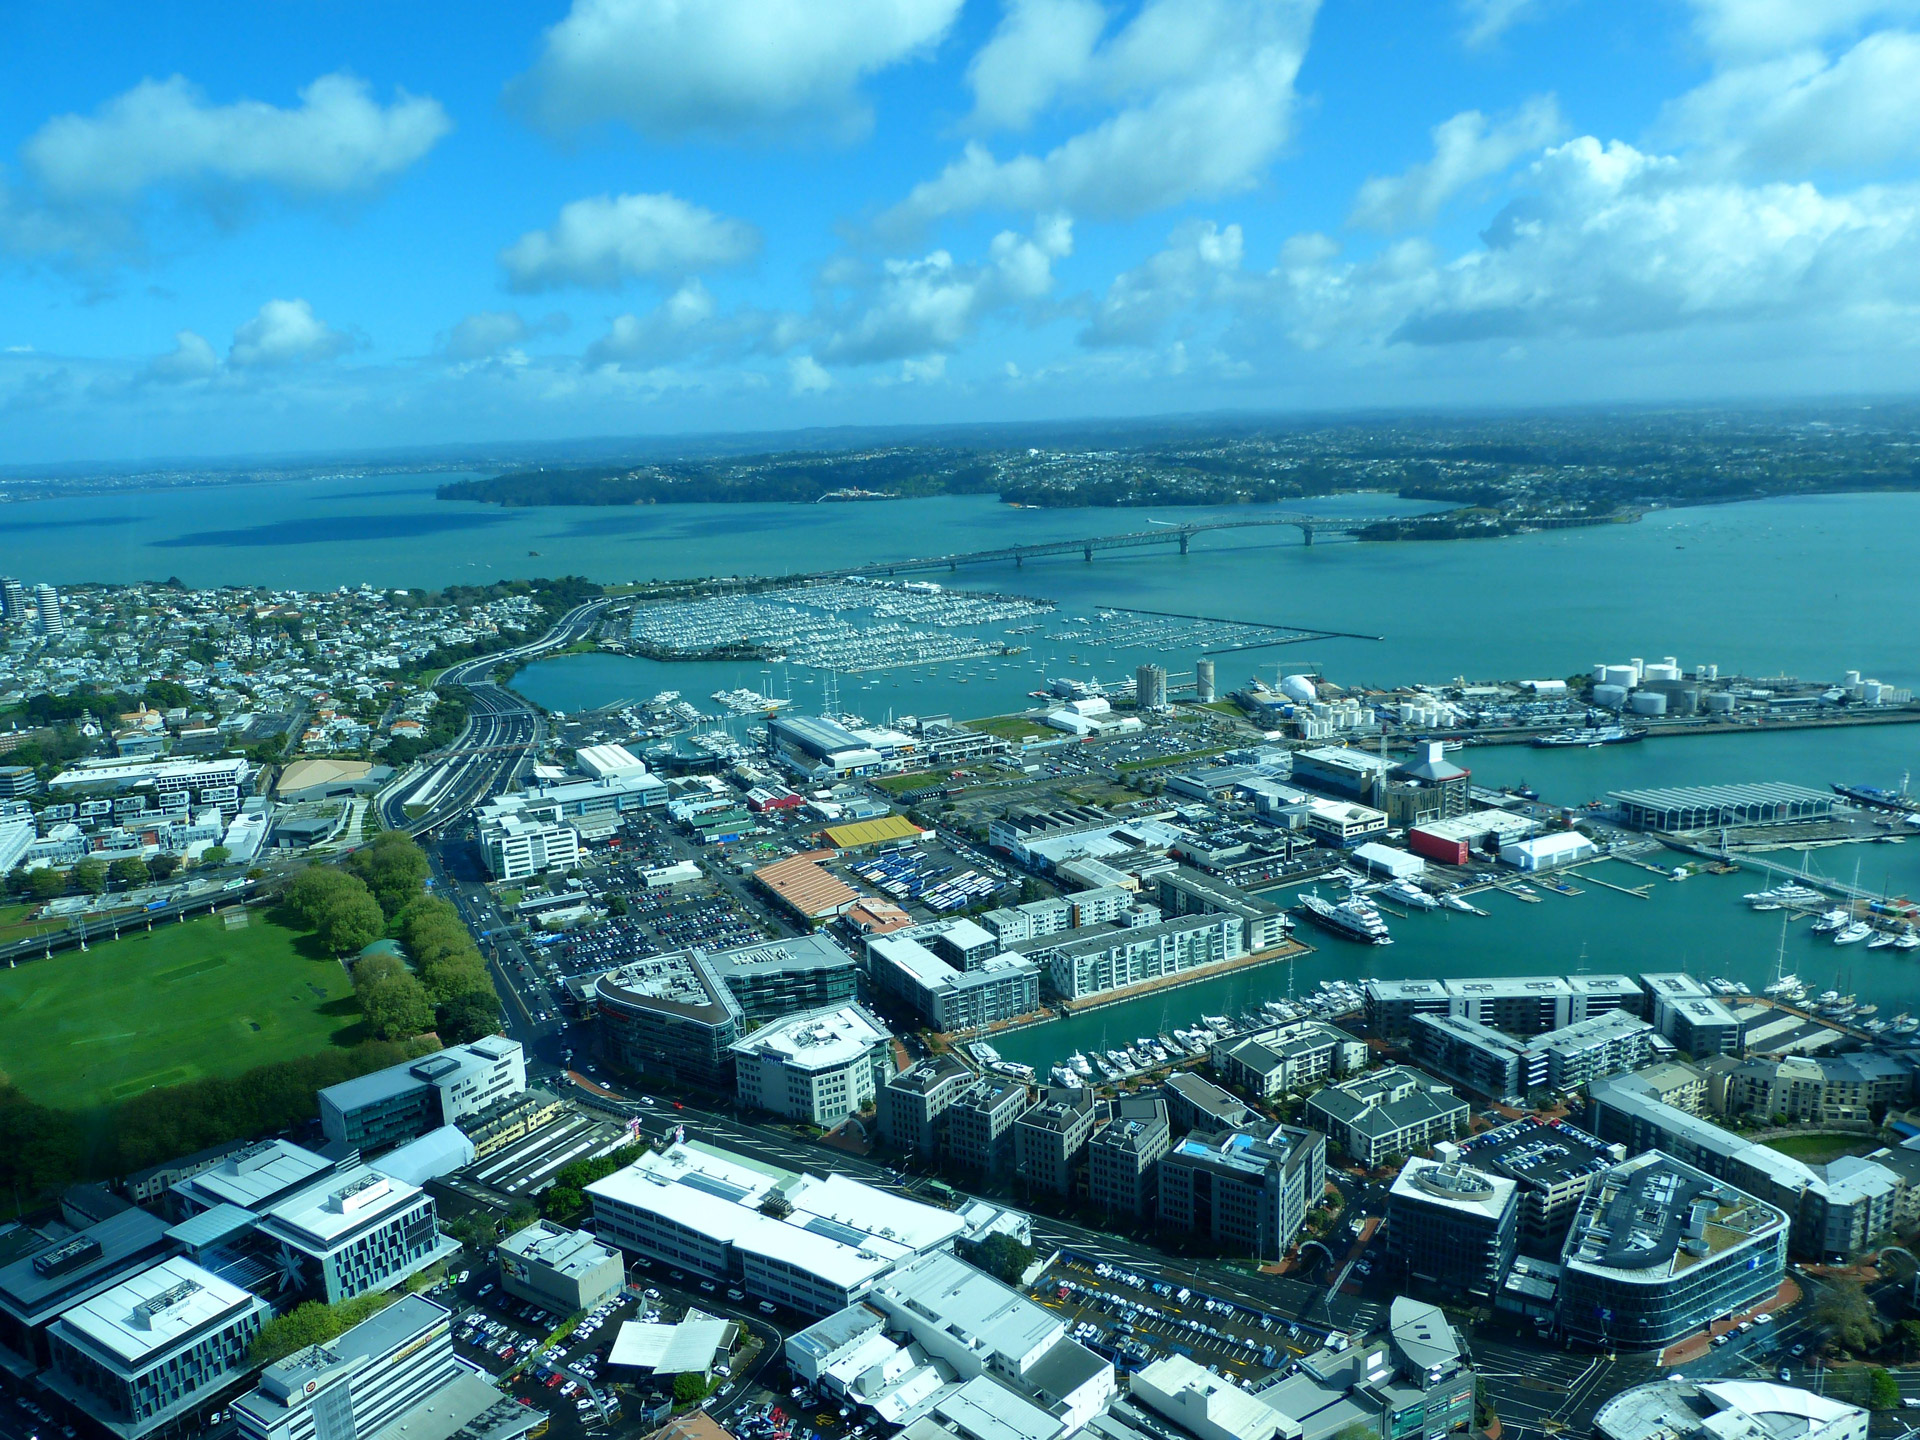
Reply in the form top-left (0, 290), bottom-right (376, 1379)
top-left (963, 714), bottom-right (1047, 742)
top-left (1762, 1132), bottom-right (1875, 1165)
top-left (0, 902), bottom-right (67, 946)
top-left (0, 911), bottom-right (360, 1110)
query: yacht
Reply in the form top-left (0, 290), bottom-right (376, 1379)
top-left (1764, 973), bottom-right (1803, 997)
top-left (1868, 930), bottom-right (1899, 950)
top-left (1295, 890), bottom-right (1394, 945)
top-left (1891, 1013), bottom-right (1920, 1036)
top-left (1385, 878), bottom-right (1439, 910)
top-left (1896, 931), bottom-right (1920, 951)
top-left (1811, 909), bottom-right (1849, 933)
top-left (1440, 892), bottom-right (1479, 913)
top-left (1833, 921), bottom-right (1873, 945)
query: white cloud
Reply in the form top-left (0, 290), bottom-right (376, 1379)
top-left (507, 0), bottom-right (961, 140)
top-left (883, 0), bottom-right (1318, 232)
top-left (1459, 0), bottom-right (1542, 48)
top-left (143, 329), bottom-right (219, 382)
top-left (441, 310), bottom-right (569, 361)
top-left (823, 215), bottom-right (1072, 363)
top-left (21, 72), bottom-right (448, 204)
top-left (1083, 220), bottom-right (1242, 345)
top-left (500, 193), bottom-right (761, 292)
top-left (229, 298), bottom-right (352, 368)
top-left (586, 281), bottom-right (721, 366)
top-left (965, 0), bottom-right (1107, 130)
top-left (788, 355), bottom-right (832, 394)
top-left (1349, 96), bottom-right (1565, 231)
top-left (1684, 0), bottom-right (1920, 56)
top-left (1660, 31), bottom-right (1920, 175)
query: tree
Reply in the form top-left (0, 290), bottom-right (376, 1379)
top-left (361, 972), bottom-right (434, 1041)
top-left (348, 833), bottom-right (431, 917)
top-left (1817, 1279), bottom-right (1886, 1356)
top-left (72, 859), bottom-right (107, 895)
top-left (108, 857), bottom-right (150, 890)
top-left (673, 1373), bottom-right (708, 1405)
top-left (606, 894), bottom-right (628, 916)
top-left (286, 866), bottom-right (366, 929)
top-left (1474, 1379), bottom-right (1496, 1430)
top-left (199, 845), bottom-right (231, 867)
top-left (29, 867), bottom-right (66, 900)
top-left (352, 952), bottom-right (408, 999)
top-left (973, 1232), bottom-right (1038, 1284)
top-left (1869, 1368), bottom-right (1901, 1411)
top-left (250, 1293), bottom-right (398, 1366)
top-left (422, 951), bottom-right (493, 1003)
top-left (436, 990), bottom-right (503, 1045)
top-left (316, 890), bottom-right (386, 955)
top-left (148, 853), bottom-right (181, 881)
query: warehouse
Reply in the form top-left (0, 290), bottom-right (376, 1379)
top-left (1610, 782), bottom-right (1838, 832)
top-left (1408, 810), bottom-right (1540, 866)
top-left (753, 850), bottom-right (861, 923)
top-left (1500, 832), bottom-right (1598, 871)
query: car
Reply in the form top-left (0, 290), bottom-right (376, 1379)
top-left (728, 1288), bottom-right (746, 1301)
top-left (1790, 1344), bottom-right (1807, 1357)
top-left (1904, 1400), bottom-right (1920, 1411)
top-left (1712, 1335), bottom-right (1730, 1347)
top-left (1780, 1368), bottom-right (1793, 1383)
top-left (761, 1301), bottom-right (779, 1315)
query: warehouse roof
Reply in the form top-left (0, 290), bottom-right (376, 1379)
top-left (824, 814), bottom-right (925, 849)
top-left (754, 851), bottom-right (861, 919)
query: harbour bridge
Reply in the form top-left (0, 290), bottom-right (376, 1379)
top-left (829, 512), bottom-right (1376, 578)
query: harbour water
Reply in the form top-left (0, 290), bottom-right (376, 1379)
top-left (9, 470), bottom-right (1920, 1070)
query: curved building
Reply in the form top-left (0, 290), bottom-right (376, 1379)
top-left (595, 953), bottom-right (745, 1091)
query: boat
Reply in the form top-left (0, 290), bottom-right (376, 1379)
top-left (1070, 1051), bottom-right (1094, 1077)
top-left (1532, 725), bottom-right (1648, 748)
top-left (1294, 890), bottom-right (1394, 945)
top-left (1707, 977), bottom-right (1738, 995)
top-left (1811, 909), bottom-right (1849, 933)
top-left (1834, 921), bottom-right (1872, 945)
top-left (1385, 878), bottom-right (1439, 910)
top-left (1440, 892), bottom-right (1480, 913)
top-left (1891, 1013), bottom-right (1919, 1035)
top-left (1897, 932), bottom-right (1920, 951)
top-left (1764, 973), bottom-right (1802, 997)
top-left (1855, 1002), bottom-right (1881, 1019)
top-left (1868, 931), bottom-right (1899, 949)
top-left (1831, 780), bottom-right (1917, 814)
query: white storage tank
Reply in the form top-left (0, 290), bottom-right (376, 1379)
top-left (1628, 691), bottom-right (1668, 716)
top-left (1703, 691), bottom-right (1735, 714)
top-left (1643, 662), bottom-right (1681, 683)
top-left (1602, 666), bottom-right (1638, 689)
top-left (1844, 670), bottom-right (1862, 687)
top-left (1593, 684), bottom-right (1629, 708)
top-left (1592, 663), bottom-right (1609, 683)
top-left (1629, 658), bottom-right (1645, 682)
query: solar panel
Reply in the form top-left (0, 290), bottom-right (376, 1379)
top-left (803, 1215), bottom-right (870, 1248)
top-left (678, 1172), bottom-right (751, 1204)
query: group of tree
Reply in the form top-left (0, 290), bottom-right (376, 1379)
top-left (387, 886), bottom-right (503, 1043)
top-left (969, 1232), bottom-right (1039, 1285)
top-left (0, 1036), bottom-right (438, 1197)
top-left (541, 1143), bottom-right (647, 1224)
top-left (5, 851), bottom-right (185, 902)
top-left (249, 1291), bottom-right (399, 1366)
top-left (284, 866), bottom-right (388, 957)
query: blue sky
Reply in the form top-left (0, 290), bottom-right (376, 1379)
top-left (4, 0), bottom-right (1918, 463)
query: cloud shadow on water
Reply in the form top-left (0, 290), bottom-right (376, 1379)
top-left (151, 511), bottom-right (515, 548)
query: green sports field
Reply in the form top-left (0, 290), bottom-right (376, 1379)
top-left (0, 911), bottom-right (360, 1110)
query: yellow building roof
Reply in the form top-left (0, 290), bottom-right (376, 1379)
top-left (823, 813), bottom-right (925, 849)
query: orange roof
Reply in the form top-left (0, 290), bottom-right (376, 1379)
top-left (847, 897), bottom-right (914, 934)
top-left (753, 851), bottom-right (860, 920)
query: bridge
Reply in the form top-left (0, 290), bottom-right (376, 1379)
top-left (829, 513), bottom-right (1375, 578)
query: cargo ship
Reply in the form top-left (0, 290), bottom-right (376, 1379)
top-left (1532, 725), bottom-right (1648, 748)
top-left (1831, 780), bottom-right (1916, 814)
top-left (1294, 891), bottom-right (1393, 945)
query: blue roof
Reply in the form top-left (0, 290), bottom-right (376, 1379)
top-left (164, 1204), bottom-right (258, 1251)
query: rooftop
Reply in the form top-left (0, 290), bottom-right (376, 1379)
top-left (1393, 1158), bottom-right (1516, 1219)
top-left (730, 1003), bottom-right (889, 1071)
top-left (258, 1164), bottom-right (425, 1250)
top-left (175, 1138), bottom-right (334, 1212)
top-left (1563, 1151), bottom-right (1787, 1282)
top-left (1460, 1118), bottom-right (1618, 1187)
top-left (54, 1257), bottom-right (259, 1367)
top-left (500, 1221), bottom-right (619, 1279)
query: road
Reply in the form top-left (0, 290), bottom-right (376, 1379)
top-left (376, 598), bottom-right (609, 837)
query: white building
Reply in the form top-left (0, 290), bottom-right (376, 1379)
top-left (253, 1165), bottom-right (458, 1304)
top-left (1596, 1382), bottom-right (1865, 1440)
top-left (1500, 832), bottom-right (1598, 871)
top-left (731, 1004), bottom-right (892, 1126)
top-left (1133, 1353), bottom-right (1290, 1440)
top-left (318, 1036), bottom-right (527, 1152)
top-left (479, 813), bottom-right (581, 880)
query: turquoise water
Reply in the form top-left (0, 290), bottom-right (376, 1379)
top-left (9, 472), bottom-right (1920, 1062)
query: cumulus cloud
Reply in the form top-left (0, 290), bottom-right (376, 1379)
top-left (1459, 0), bottom-right (1542, 48)
top-left (143, 329), bottom-right (219, 383)
top-left (1083, 220), bottom-right (1242, 346)
top-left (965, 0), bottom-right (1107, 130)
top-left (1349, 96), bottom-right (1565, 231)
top-left (788, 355), bottom-right (832, 394)
top-left (441, 310), bottom-right (569, 361)
top-left (21, 72), bottom-right (448, 204)
top-left (507, 0), bottom-right (960, 140)
top-left (822, 215), bottom-right (1072, 363)
top-left (500, 193), bottom-right (760, 292)
top-left (229, 298), bottom-right (352, 368)
top-left (1660, 31), bottom-right (1920, 175)
top-left (1683, 0), bottom-right (1920, 57)
top-left (883, 0), bottom-right (1317, 232)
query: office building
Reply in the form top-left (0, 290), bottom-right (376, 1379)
top-left (1387, 1159), bottom-right (1519, 1300)
top-left (1456, 1119), bottom-right (1623, 1256)
top-left (1133, 1356), bottom-right (1291, 1440)
top-left (1155, 1125), bottom-right (1325, 1262)
top-left (234, 1294), bottom-right (542, 1440)
top-left (878, 1054), bottom-right (975, 1158)
top-left (1595, 1380), bottom-right (1865, 1440)
top-left (0, 577), bottom-right (23, 623)
top-left (1154, 868), bottom-right (1291, 953)
top-left (866, 933), bottom-right (1042, 1033)
top-left (478, 813), bottom-right (580, 880)
top-left (35, 585), bottom-right (62, 637)
top-left (946, 1078), bottom-right (1032, 1178)
top-left (1304, 1067), bottom-right (1469, 1168)
top-left (499, 1222), bottom-right (625, 1314)
top-left (0, 1210), bottom-right (176, 1374)
top-left (253, 1164), bottom-right (456, 1304)
top-left (595, 951), bottom-right (747, 1090)
top-left (731, 1003), bottom-right (892, 1127)
top-left (1013, 1087), bottom-right (1100, 1197)
top-left (586, 1140), bottom-right (964, 1318)
top-left (317, 1037), bottom-right (526, 1153)
top-left (1556, 1150), bottom-right (1788, 1350)
top-left (1212, 1022), bottom-right (1367, 1100)
top-left (170, 1139), bottom-right (337, 1219)
top-left (1249, 1298), bottom-right (1476, 1440)
top-left (1088, 1097), bottom-right (1171, 1219)
top-left (43, 1258), bottom-right (267, 1440)
top-left (703, 934), bottom-right (860, 1022)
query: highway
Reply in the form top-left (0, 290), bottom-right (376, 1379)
top-left (376, 599), bottom-right (609, 837)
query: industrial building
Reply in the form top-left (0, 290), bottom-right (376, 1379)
top-left (317, 1036), bottom-right (527, 1153)
top-left (1457, 1119), bottom-right (1624, 1255)
top-left (1500, 832), bottom-right (1599, 871)
top-left (1555, 1150), bottom-right (1788, 1350)
top-left (753, 851), bottom-right (861, 923)
top-left (1013, 1087), bottom-right (1101, 1197)
top-left (1610, 783), bottom-right (1839, 832)
top-left (731, 1003), bottom-right (892, 1126)
top-left (1387, 1159), bottom-right (1519, 1300)
top-left (586, 1140), bottom-right (964, 1317)
top-left (499, 1221), bottom-right (625, 1313)
top-left (1088, 1097), bottom-right (1171, 1220)
top-left (1407, 810), bottom-right (1540, 866)
top-left (1155, 1125), bottom-right (1325, 1262)
top-left (1304, 1067), bottom-right (1470, 1168)
top-left (41, 1257), bottom-right (268, 1440)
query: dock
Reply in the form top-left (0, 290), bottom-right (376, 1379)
top-left (1567, 867), bottom-right (1654, 899)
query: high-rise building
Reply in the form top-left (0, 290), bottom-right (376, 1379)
top-left (1194, 657), bottom-right (1216, 704)
top-left (1088, 1096), bottom-right (1171, 1219)
top-left (1156, 1124), bottom-right (1326, 1261)
top-left (35, 584), bottom-right (62, 637)
top-left (1136, 663), bottom-right (1169, 711)
top-left (1387, 1157), bottom-right (1519, 1299)
top-left (0, 577), bottom-right (23, 623)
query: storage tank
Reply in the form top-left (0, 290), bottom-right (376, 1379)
top-left (1194, 658), bottom-right (1216, 704)
top-left (1643, 662), bottom-right (1681, 683)
top-left (1593, 684), bottom-right (1629, 708)
top-left (1844, 670), bottom-right (1862, 687)
top-left (1629, 658), bottom-right (1645, 682)
top-left (1602, 666), bottom-right (1638, 689)
top-left (1592, 664), bottom-right (1609, 683)
top-left (1628, 691), bottom-right (1668, 716)
top-left (1280, 674), bottom-right (1318, 705)
top-left (1669, 689), bottom-right (1699, 716)
top-left (1703, 691), bottom-right (1735, 714)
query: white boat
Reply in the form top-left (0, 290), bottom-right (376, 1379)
top-left (1764, 974), bottom-right (1801, 996)
top-left (1892, 1013), bottom-right (1920, 1035)
top-left (1440, 892), bottom-right (1477, 913)
top-left (1896, 932), bottom-right (1920, 951)
top-left (1868, 931), bottom-right (1898, 949)
top-left (1385, 879), bottom-right (1439, 910)
top-left (1811, 909), bottom-right (1849, 933)
top-left (1070, 1051), bottom-right (1094, 1077)
top-left (1833, 921), bottom-right (1872, 945)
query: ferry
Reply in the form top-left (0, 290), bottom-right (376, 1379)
top-left (1294, 890), bottom-right (1394, 945)
top-left (1532, 725), bottom-right (1648, 748)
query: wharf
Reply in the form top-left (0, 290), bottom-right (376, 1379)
top-left (1433, 706), bottom-right (1920, 750)
top-left (1566, 867), bottom-right (1653, 899)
